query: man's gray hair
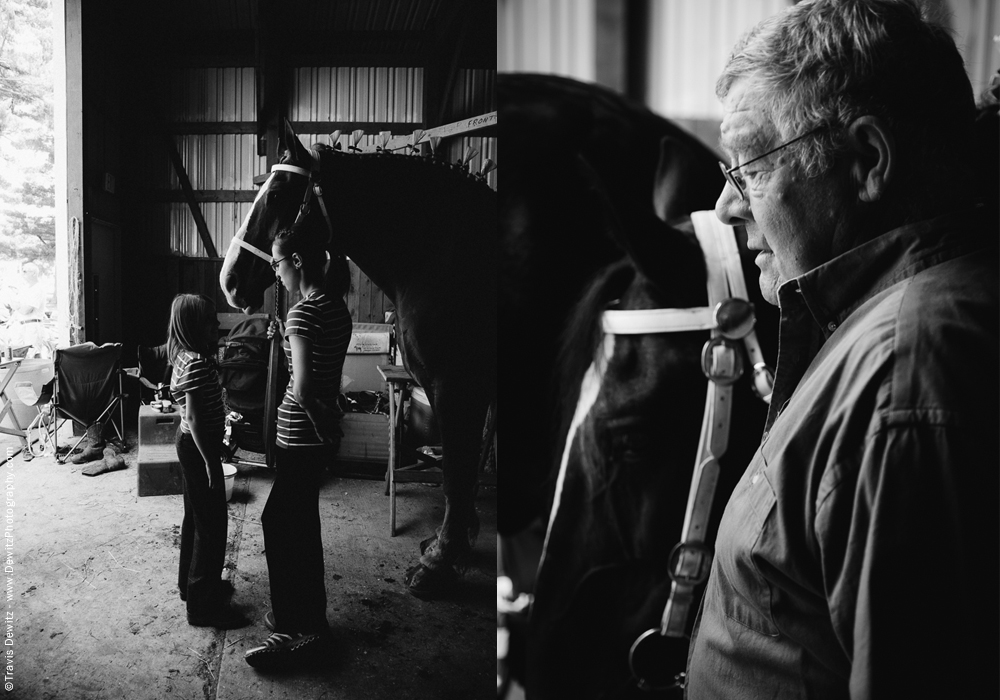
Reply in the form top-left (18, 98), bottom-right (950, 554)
top-left (717, 0), bottom-right (976, 208)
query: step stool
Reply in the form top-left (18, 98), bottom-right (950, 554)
top-left (137, 404), bottom-right (183, 496)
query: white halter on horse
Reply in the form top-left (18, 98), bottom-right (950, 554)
top-left (538, 210), bottom-right (774, 692)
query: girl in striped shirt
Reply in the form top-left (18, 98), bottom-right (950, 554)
top-left (244, 224), bottom-right (352, 671)
top-left (168, 294), bottom-right (248, 629)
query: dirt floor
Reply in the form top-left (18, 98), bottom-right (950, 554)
top-left (0, 427), bottom-right (495, 700)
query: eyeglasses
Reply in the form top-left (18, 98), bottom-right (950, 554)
top-left (269, 256), bottom-right (286, 271)
top-left (719, 127), bottom-right (825, 201)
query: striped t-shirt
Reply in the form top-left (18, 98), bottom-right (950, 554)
top-left (170, 350), bottom-right (225, 439)
top-left (277, 290), bottom-right (352, 449)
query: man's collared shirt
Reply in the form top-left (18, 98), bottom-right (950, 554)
top-left (686, 206), bottom-right (999, 699)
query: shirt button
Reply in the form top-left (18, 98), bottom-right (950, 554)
top-left (751, 472), bottom-right (761, 485)
top-left (827, 321), bottom-right (837, 332)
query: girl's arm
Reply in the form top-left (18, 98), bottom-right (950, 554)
top-left (289, 334), bottom-right (338, 444)
top-left (185, 389), bottom-right (219, 488)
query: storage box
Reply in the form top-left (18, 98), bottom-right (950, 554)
top-left (349, 323), bottom-right (392, 354)
top-left (137, 443), bottom-right (183, 496)
top-left (342, 354), bottom-right (392, 392)
top-left (138, 404), bottom-right (181, 447)
top-left (137, 404), bottom-right (183, 496)
top-left (339, 412), bottom-right (389, 463)
top-left (342, 323), bottom-right (393, 392)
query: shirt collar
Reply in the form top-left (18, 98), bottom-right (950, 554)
top-left (778, 205), bottom-right (993, 336)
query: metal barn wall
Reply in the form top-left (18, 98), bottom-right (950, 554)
top-left (646, 0), bottom-right (789, 121)
top-left (498, 0), bottom-right (596, 81)
top-left (290, 67), bottom-right (425, 123)
top-left (163, 67), bottom-right (264, 259)
top-left (645, 0), bottom-right (790, 154)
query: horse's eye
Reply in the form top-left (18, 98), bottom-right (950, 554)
top-left (608, 428), bottom-right (650, 465)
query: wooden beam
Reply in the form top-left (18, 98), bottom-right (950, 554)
top-left (369, 112), bottom-right (496, 153)
top-left (152, 190), bottom-right (258, 203)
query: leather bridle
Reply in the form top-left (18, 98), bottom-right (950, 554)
top-left (537, 210), bottom-right (774, 693)
top-left (620, 210), bottom-right (773, 691)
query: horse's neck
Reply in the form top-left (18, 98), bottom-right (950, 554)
top-left (319, 151), bottom-right (492, 304)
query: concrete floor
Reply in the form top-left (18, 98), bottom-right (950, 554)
top-left (0, 429), bottom-right (495, 700)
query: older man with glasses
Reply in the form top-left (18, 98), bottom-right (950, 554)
top-left (685, 1), bottom-right (999, 699)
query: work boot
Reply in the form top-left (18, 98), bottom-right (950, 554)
top-left (70, 443), bottom-right (106, 464)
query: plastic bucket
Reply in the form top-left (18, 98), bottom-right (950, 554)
top-left (223, 464), bottom-right (238, 502)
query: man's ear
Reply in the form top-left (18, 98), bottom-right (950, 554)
top-left (847, 116), bottom-right (894, 203)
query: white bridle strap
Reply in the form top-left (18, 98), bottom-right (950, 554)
top-left (230, 235), bottom-right (273, 263)
top-left (271, 163), bottom-right (311, 177)
top-left (706, 213), bottom-right (768, 373)
top-left (659, 211), bottom-right (737, 638)
top-left (602, 307), bottom-right (715, 335)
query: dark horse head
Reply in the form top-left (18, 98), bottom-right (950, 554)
top-left (499, 74), bottom-right (726, 546)
top-left (524, 208), bottom-right (779, 698)
top-left (498, 76), bottom-right (780, 697)
top-left (219, 121), bottom-right (337, 312)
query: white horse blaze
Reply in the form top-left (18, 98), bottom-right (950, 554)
top-left (538, 333), bottom-right (615, 574)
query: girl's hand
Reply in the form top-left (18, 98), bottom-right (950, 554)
top-left (311, 400), bottom-right (342, 445)
top-left (267, 320), bottom-right (285, 340)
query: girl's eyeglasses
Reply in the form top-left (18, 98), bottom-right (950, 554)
top-left (269, 256), bottom-right (287, 271)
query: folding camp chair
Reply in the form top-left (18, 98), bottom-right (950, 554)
top-left (50, 343), bottom-right (127, 463)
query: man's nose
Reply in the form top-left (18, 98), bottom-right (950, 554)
top-left (715, 183), bottom-right (750, 226)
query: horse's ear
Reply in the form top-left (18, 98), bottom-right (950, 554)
top-left (653, 136), bottom-right (726, 226)
top-left (653, 136), bottom-right (690, 224)
top-left (283, 118), bottom-right (314, 166)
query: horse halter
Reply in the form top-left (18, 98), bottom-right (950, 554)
top-left (607, 211), bottom-right (774, 692)
top-left (226, 156), bottom-right (335, 265)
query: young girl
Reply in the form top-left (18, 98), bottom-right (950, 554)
top-left (243, 224), bottom-right (352, 670)
top-left (167, 293), bottom-right (248, 629)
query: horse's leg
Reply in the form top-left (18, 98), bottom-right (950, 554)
top-left (405, 383), bottom-right (489, 597)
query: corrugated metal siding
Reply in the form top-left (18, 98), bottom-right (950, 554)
top-left (297, 0), bottom-right (450, 32)
top-left (164, 67), bottom-right (263, 258)
top-left (290, 67), bottom-right (424, 123)
top-left (646, 0), bottom-right (790, 121)
top-left (498, 0), bottom-right (596, 81)
top-left (447, 69), bottom-right (495, 119)
top-left (167, 134), bottom-right (264, 190)
top-left (166, 67), bottom-right (256, 122)
top-left (169, 201), bottom-right (256, 258)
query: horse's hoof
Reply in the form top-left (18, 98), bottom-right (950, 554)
top-left (404, 563), bottom-right (457, 599)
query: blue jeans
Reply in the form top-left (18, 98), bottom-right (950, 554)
top-left (262, 445), bottom-right (333, 634)
top-left (175, 429), bottom-right (228, 616)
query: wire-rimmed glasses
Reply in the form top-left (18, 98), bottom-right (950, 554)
top-left (719, 126), bottom-right (825, 201)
